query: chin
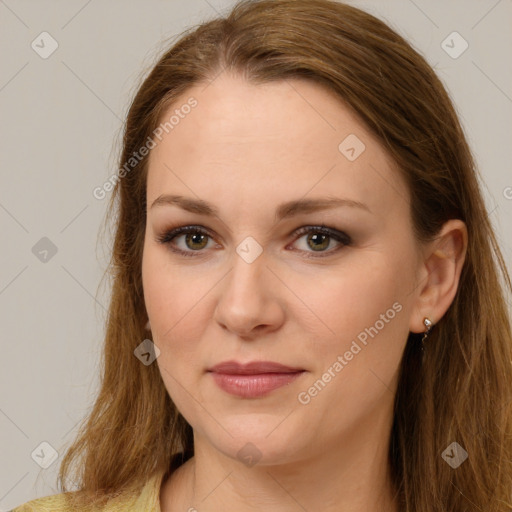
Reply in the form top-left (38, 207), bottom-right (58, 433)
top-left (198, 415), bottom-right (312, 467)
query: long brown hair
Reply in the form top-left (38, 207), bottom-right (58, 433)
top-left (58, 1), bottom-right (512, 509)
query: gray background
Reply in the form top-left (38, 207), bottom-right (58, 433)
top-left (0, 0), bottom-right (511, 509)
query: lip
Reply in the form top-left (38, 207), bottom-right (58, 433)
top-left (207, 360), bottom-right (305, 398)
top-left (208, 360), bottom-right (304, 374)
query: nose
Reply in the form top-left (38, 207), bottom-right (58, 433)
top-left (213, 247), bottom-right (285, 340)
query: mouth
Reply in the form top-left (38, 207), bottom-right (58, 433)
top-left (207, 360), bottom-right (305, 398)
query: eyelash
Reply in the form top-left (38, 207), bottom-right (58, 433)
top-left (156, 224), bottom-right (352, 259)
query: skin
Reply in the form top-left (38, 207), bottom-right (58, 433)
top-left (141, 72), bottom-right (467, 511)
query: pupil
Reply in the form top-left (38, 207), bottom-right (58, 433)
top-left (187, 233), bottom-right (206, 249)
top-left (308, 233), bottom-right (329, 250)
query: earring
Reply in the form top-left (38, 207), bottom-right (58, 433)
top-left (421, 317), bottom-right (433, 350)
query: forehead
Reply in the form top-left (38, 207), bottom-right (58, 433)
top-left (146, 73), bottom-right (409, 219)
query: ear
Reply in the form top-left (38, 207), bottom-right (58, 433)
top-left (409, 219), bottom-right (468, 334)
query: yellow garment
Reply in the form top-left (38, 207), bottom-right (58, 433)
top-left (9, 470), bottom-right (166, 512)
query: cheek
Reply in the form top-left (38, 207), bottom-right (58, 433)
top-left (293, 248), bottom-right (415, 390)
top-left (300, 252), bottom-right (414, 410)
top-left (305, 256), bottom-right (408, 333)
top-left (142, 246), bottom-right (199, 364)
top-left (143, 243), bottom-right (201, 332)
top-left (142, 243), bottom-right (228, 407)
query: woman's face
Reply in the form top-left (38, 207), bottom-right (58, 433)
top-left (142, 73), bottom-right (424, 465)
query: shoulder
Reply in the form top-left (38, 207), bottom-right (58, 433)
top-left (9, 492), bottom-right (70, 512)
top-left (9, 470), bottom-right (167, 512)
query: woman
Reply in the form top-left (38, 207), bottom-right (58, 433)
top-left (12, 0), bottom-right (512, 510)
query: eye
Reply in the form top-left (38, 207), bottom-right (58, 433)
top-left (156, 225), bottom-right (218, 257)
top-left (289, 225), bottom-right (352, 258)
top-left (156, 224), bottom-right (352, 258)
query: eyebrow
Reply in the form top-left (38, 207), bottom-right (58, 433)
top-left (150, 194), bottom-right (371, 220)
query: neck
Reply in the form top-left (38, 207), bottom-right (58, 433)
top-left (160, 404), bottom-right (400, 512)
